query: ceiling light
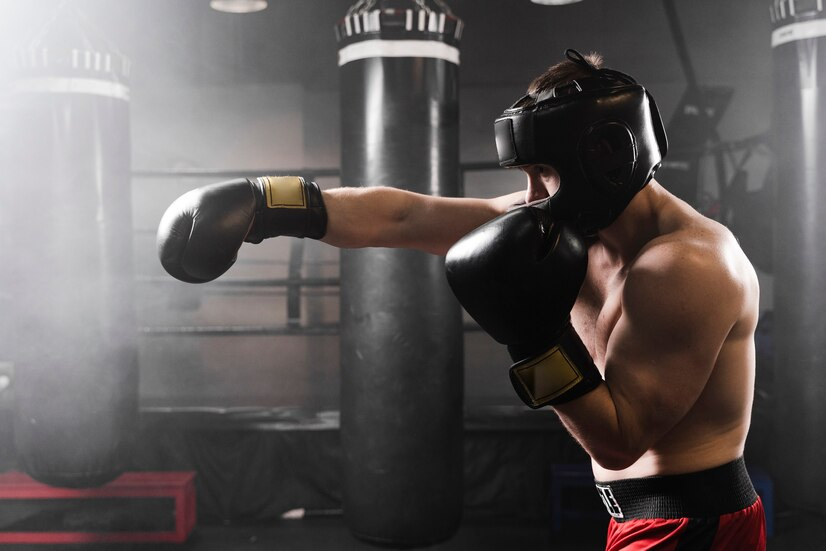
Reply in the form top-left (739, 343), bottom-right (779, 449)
top-left (531, 0), bottom-right (583, 5)
top-left (210, 0), bottom-right (268, 14)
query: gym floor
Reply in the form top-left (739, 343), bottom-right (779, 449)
top-left (2, 510), bottom-right (824, 551)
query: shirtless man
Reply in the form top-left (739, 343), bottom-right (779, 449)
top-left (157, 50), bottom-right (766, 550)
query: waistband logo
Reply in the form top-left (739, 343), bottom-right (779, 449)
top-left (596, 484), bottom-right (624, 519)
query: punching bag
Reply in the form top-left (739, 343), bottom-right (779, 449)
top-left (336, 2), bottom-right (464, 546)
top-left (769, 3), bottom-right (826, 512)
top-left (3, 5), bottom-right (137, 487)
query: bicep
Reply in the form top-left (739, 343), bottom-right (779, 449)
top-left (322, 186), bottom-right (523, 254)
top-left (603, 253), bottom-right (739, 452)
top-left (402, 191), bottom-right (526, 253)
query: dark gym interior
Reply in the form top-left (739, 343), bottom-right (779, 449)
top-left (0, 1), bottom-right (824, 549)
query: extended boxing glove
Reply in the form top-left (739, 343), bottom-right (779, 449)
top-left (157, 176), bottom-right (327, 283)
top-left (445, 200), bottom-right (603, 408)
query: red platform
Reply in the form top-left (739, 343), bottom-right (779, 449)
top-left (0, 470), bottom-right (196, 544)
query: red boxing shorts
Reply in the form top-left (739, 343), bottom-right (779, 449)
top-left (595, 457), bottom-right (766, 551)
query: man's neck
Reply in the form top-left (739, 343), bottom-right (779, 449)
top-left (595, 181), bottom-right (668, 265)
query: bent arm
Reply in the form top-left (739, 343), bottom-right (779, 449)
top-left (552, 243), bottom-right (747, 471)
top-left (321, 186), bottom-right (525, 255)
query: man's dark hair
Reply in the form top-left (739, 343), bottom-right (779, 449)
top-left (526, 51), bottom-right (604, 97)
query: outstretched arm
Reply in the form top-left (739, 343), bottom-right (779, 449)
top-left (322, 186), bottom-right (525, 255)
top-left (157, 176), bottom-right (525, 283)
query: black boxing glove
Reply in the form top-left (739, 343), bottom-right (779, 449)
top-left (157, 176), bottom-right (327, 283)
top-left (445, 200), bottom-right (603, 408)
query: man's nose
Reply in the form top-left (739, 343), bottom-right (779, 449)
top-left (525, 174), bottom-right (551, 203)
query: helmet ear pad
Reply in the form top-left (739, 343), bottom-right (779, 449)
top-left (578, 120), bottom-right (638, 195)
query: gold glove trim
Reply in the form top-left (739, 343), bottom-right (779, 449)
top-left (511, 345), bottom-right (583, 404)
top-left (258, 176), bottom-right (307, 209)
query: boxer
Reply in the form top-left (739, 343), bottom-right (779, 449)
top-left (157, 49), bottom-right (766, 550)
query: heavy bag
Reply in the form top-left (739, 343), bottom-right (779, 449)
top-left (3, 5), bottom-right (138, 488)
top-left (769, 3), bottom-right (826, 513)
top-left (336, 3), bottom-right (465, 546)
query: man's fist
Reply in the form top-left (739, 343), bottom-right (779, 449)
top-left (156, 176), bottom-right (327, 283)
top-left (445, 199), bottom-right (602, 408)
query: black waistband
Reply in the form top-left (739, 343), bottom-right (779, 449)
top-left (593, 457), bottom-right (758, 521)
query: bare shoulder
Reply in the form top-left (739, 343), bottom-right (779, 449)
top-left (635, 210), bottom-right (756, 284)
top-left (625, 215), bottom-right (759, 332)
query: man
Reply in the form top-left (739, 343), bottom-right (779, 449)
top-left (157, 50), bottom-right (765, 550)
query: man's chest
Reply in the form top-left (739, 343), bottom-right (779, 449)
top-left (571, 269), bottom-right (625, 367)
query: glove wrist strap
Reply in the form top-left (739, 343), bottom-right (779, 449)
top-left (246, 176), bottom-right (328, 243)
top-left (508, 323), bottom-right (602, 409)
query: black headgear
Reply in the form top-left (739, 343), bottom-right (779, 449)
top-left (494, 49), bottom-right (668, 235)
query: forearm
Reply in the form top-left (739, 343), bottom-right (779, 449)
top-left (553, 384), bottom-right (646, 471)
top-left (321, 186), bottom-right (523, 255)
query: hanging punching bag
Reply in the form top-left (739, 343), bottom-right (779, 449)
top-left (769, 3), bottom-right (826, 513)
top-left (336, 2), bottom-right (464, 546)
top-left (3, 5), bottom-right (137, 488)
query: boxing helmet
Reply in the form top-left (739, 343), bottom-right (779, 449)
top-left (494, 49), bottom-right (668, 236)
